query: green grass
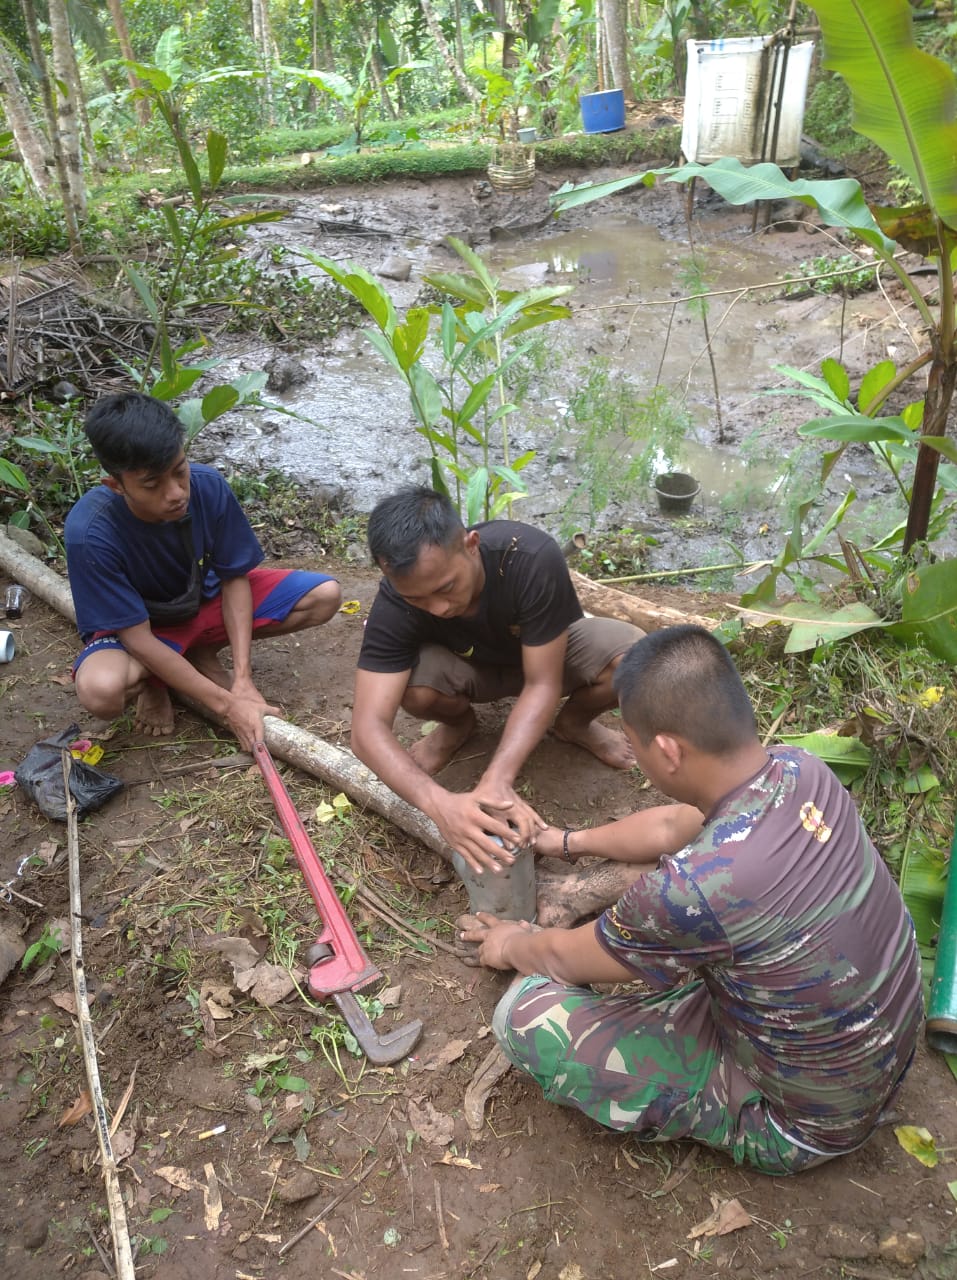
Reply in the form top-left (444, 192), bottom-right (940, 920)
top-left (85, 120), bottom-right (680, 203)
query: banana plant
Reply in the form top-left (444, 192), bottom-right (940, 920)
top-left (300, 239), bottom-right (572, 523)
top-left (809, 0), bottom-right (957, 552)
top-left (552, 0), bottom-right (957, 645)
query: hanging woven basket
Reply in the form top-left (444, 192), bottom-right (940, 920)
top-left (487, 143), bottom-right (536, 194)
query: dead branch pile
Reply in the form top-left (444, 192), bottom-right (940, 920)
top-left (0, 260), bottom-right (156, 403)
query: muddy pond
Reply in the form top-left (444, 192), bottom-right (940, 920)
top-left (194, 169), bottom-right (914, 578)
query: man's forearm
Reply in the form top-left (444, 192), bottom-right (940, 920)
top-left (482, 681), bottom-right (561, 787)
top-left (565, 805), bottom-right (703, 864)
top-left (220, 576), bottom-right (254, 681)
top-left (500, 922), bottom-right (633, 986)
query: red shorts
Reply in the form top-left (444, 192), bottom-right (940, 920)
top-left (73, 568), bottom-right (334, 673)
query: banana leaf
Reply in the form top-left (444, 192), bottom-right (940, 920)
top-left (778, 731), bottom-right (871, 784)
top-left (551, 157), bottom-right (894, 254)
top-left (888, 560), bottom-right (957, 663)
top-left (900, 841), bottom-right (946, 989)
top-left (809, 0), bottom-right (957, 230)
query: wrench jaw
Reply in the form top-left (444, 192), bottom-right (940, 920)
top-left (332, 991), bottom-right (424, 1066)
top-left (306, 950), bottom-right (381, 998)
top-left (307, 941), bottom-right (423, 1065)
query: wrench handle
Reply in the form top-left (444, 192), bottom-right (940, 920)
top-left (253, 742), bottom-right (380, 995)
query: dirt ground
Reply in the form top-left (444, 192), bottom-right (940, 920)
top-left (1, 565), bottom-right (956, 1280)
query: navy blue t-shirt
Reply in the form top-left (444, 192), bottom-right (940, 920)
top-left (65, 464), bottom-right (263, 641)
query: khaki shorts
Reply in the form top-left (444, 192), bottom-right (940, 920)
top-left (407, 617), bottom-right (642, 702)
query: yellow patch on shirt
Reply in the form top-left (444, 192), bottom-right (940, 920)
top-left (799, 801), bottom-right (832, 843)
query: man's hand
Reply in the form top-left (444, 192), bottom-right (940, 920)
top-left (530, 825), bottom-right (566, 860)
top-left (226, 690), bottom-right (280, 751)
top-left (230, 672), bottom-right (267, 705)
top-left (434, 786), bottom-right (546, 875)
top-left (460, 911), bottom-right (635, 986)
top-left (433, 792), bottom-right (518, 873)
top-left (471, 777), bottom-right (547, 849)
top-left (459, 912), bottom-right (538, 970)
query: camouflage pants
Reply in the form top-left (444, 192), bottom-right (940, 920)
top-left (492, 975), bottom-right (842, 1176)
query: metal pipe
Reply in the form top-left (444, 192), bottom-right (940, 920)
top-left (926, 825), bottom-right (957, 1055)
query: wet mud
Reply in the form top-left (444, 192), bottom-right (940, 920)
top-left (193, 169), bottom-right (919, 577)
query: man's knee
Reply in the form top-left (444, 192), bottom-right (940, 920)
top-left (295, 578), bottom-right (341, 627)
top-left (74, 661), bottom-right (133, 720)
top-left (401, 683), bottom-right (446, 717)
top-left (492, 975), bottom-right (550, 1070)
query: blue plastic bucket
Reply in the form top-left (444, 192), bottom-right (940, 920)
top-left (579, 89), bottom-right (626, 134)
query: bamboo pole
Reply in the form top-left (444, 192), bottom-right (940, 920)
top-left (62, 752), bottom-right (136, 1280)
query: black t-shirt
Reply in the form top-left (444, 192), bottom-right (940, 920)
top-left (358, 520), bottom-right (584, 673)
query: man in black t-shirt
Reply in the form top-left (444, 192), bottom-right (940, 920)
top-left (352, 487), bottom-right (641, 872)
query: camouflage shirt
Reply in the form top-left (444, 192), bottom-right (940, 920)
top-left (597, 746), bottom-right (923, 1153)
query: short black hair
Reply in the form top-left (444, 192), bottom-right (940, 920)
top-left (84, 392), bottom-right (185, 477)
top-left (367, 486), bottom-right (465, 575)
top-left (614, 625), bottom-right (757, 754)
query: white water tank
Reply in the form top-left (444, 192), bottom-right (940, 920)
top-left (681, 36), bottom-right (815, 167)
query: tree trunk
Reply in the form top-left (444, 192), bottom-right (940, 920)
top-left (104, 0), bottom-right (150, 127)
top-left (903, 243), bottom-right (957, 551)
top-left (568, 569), bottom-right (718, 634)
top-left (902, 356), bottom-right (957, 551)
top-left (418, 0), bottom-right (481, 106)
top-left (18, 0), bottom-right (80, 247)
top-left (20, 0), bottom-right (59, 155)
top-left (370, 48), bottom-right (398, 120)
top-left (48, 0), bottom-right (87, 224)
top-left (599, 0), bottom-right (634, 97)
top-left (62, 17), bottom-right (98, 167)
top-left (0, 40), bottom-right (53, 196)
top-left (453, 0), bottom-right (465, 71)
top-left (251, 0), bottom-right (276, 128)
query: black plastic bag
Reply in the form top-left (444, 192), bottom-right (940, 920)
top-left (14, 724), bottom-right (124, 821)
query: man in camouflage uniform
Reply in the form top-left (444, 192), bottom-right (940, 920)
top-left (461, 626), bottom-right (923, 1175)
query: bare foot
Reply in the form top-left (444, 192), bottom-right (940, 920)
top-left (133, 685), bottom-right (175, 736)
top-left (408, 708), bottom-right (477, 775)
top-left (551, 716), bottom-right (636, 770)
top-left (188, 646), bottom-right (232, 690)
top-left (535, 862), bottom-right (644, 928)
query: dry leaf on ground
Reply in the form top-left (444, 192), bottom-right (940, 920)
top-left (58, 1090), bottom-right (93, 1127)
top-left (234, 960), bottom-right (302, 1005)
top-left (688, 1195), bottom-right (753, 1239)
top-left (407, 1097), bottom-right (455, 1147)
top-left (421, 1037), bottom-right (470, 1070)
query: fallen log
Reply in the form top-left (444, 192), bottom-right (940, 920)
top-left (0, 529), bottom-right (77, 623)
top-left (0, 531), bottom-right (454, 861)
top-left (0, 533), bottom-right (711, 855)
top-left (568, 568), bottom-right (720, 633)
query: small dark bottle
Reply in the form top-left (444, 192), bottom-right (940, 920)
top-left (4, 585), bottom-right (27, 619)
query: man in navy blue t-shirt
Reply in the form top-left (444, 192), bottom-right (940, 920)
top-left (65, 392), bottom-right (340, 748)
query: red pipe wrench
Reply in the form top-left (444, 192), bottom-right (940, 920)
top-left (253, 741), bottom-right (423, 1065)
